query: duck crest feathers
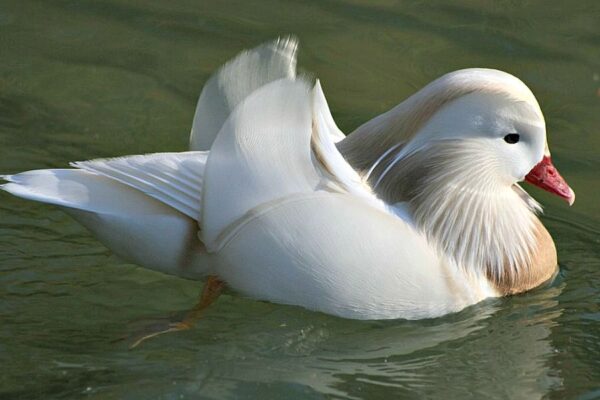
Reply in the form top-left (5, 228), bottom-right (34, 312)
top-left (338, 68), bottom-right (540, 174)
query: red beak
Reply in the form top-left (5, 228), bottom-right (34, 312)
top-left (525, 155), bottom-right (575, 206)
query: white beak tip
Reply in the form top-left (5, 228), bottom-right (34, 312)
top-left (567, 188), bottom-right (576, 206)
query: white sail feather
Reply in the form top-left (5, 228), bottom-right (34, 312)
top-left (310, 80), bottom-right (383, 208)
top-left (189, 37), bottom-right (298, 151)
top-left (202, 77), bottom-right (392, 249)
top-left (201, 78), bottom-right (321, 248)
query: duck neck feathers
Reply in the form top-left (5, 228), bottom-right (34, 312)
top-left (340, 138), bottom-right (558, 295)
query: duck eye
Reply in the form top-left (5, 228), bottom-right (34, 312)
top-left (504, 133), bottom-right (520, 144)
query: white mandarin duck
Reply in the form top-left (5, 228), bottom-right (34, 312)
top-left (1, 38), bottom-right (575, 331)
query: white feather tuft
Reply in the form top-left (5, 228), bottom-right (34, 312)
top-left (71, 151), bottom-right (207, 220)
top-left (370, 139), bottom-right (541, 281)
top-left (189, 36), bottom-right (299, 151)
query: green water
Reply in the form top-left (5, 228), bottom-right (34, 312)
top-left (1, 1), bottom-right (599, 398)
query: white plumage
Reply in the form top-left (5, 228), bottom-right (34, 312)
top-left (71, 151), bottom-right (207, 220)
top-left (0, 37), bottom-right (574, 319)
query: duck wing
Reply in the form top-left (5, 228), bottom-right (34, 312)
top-left (189, 37), bottom-right (298, 151)
top-left (200, 78), bottom-right (464, 318)
top-left (201, 77), bottom-right (387, 249)
top-left (71, 151), bottom-right (207, 221)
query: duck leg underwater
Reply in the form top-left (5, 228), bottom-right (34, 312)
top-left (130, 275), bottom-right (226, 348)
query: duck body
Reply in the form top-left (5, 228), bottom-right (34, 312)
top-left (212, 192), bottom-right (494, 319)
top-left (1, 38), bottom-right (572, 320)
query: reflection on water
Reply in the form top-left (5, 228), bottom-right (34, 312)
top-left (190, 286), bottom-right (564, 399)
top-left (1, 0), bottom-right (599, 398)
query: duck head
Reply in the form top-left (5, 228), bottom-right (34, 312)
top-left (341, 68), bottom-right (575, 207)
top-left (402, 72), bottom-right (574, 205)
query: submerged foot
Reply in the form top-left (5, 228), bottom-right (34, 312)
top-left (129, 321), bottom-right (192, 348)
top-left (127, 276), bottom-right (226, 349)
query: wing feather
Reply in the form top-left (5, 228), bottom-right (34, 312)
top-left (202, 78), bottom-right (389, 249)
top-left (311, 80), bottom-right (383, 208)
top-left (189, 37), bottom-right (298, 151)
top-left (72, 151), bottom-right (207, 220)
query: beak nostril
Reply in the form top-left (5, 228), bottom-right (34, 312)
top-left (525, 155), bottom-right (574, 205)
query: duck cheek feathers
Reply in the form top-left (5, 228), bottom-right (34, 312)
top-left (525, 156), bottom-right (575, 205)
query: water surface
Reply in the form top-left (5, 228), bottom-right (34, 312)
top-left (1, 1), bottom-right (599, 398)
